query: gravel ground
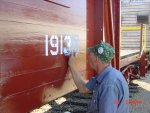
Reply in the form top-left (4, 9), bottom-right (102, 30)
top-left (31, 72), bottom-right (150, 113)
top-left (129, 72), bottom-right (150, 113)
top-left (31, 91), bottom-right (92, 113)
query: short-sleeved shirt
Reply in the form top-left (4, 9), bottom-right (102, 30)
top-left (86, 65), bottom-right (129, 113)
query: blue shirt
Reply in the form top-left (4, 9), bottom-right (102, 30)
top-left (86, 65), bottom-right (129, 113)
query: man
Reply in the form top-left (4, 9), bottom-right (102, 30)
top-left (68, 41), bottom-right (129, 113)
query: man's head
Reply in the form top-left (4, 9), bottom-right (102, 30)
top-left (88, 41), bottom-right (115, 71)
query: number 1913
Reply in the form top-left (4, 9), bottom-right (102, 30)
top-left (45, 34), bottom-right (79, 56)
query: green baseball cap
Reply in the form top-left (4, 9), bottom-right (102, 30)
top-left (87, 41), bottom-right (115, 63)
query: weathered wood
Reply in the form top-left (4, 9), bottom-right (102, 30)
top-left (0, 0), bottom-right (86, 113)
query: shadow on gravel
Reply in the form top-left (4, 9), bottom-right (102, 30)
top-left (129, 77), bottom-right (150, 113)
top-left (45, 91), bottom-right (92, 113)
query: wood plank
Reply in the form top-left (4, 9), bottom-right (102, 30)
top-left (0, 0), bottom-right (87, 113)
top-left (0, 21), bottom-right (86, 39)
top-left (121, 50), bottom-right (140, 57)
top-left (0, 77), bottom-right (77, 113)
top-left (0, 0), bottom-right (86, 27)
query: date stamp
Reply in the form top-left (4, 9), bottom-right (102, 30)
top-left (114, 100), bottom-right (142, 105)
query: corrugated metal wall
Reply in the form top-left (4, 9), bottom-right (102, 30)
top-left (121, 0), bottom-right (150, 51)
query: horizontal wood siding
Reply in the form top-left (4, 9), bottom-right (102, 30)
top-left (121, 0), bottom-right (150, 51)
top-left (0, 0), bottom-right (87, 113)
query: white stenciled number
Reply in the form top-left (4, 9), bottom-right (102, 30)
top-left (60, 35), bottom-right (63, 54)
top-left (71, 35), bottom-right (79, 52)
top-left (45, 34), bottom-right (79, 56)
top-left (63, 35), bottom-right (71, 56)
top-left (50, 35), bottom-right (59, 55)
top-left (45, 35), bottom-right (49, 56)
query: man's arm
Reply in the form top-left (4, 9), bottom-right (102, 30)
top-left (68, 53), bottom-right (91, 93)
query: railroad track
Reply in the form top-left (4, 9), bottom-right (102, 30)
top-left (47, 91), bottom-right (92, 113)
top-left (31, 83), bottom-right (140, 113)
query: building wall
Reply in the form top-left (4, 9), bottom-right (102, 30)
top-left (121, 0), bottom-right (150, 51)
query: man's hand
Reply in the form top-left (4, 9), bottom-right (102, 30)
top-left (68, 51), bottom-right (91, 93)
top-left (68, 51), bottom-right (77, 67)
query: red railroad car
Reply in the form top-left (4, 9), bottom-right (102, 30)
top-left (0, 0), bottom-right (148, 113)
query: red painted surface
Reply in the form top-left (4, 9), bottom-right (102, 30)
top-left (122, 65), bottom-right (140, 83)
top-left (86, 0), bottom-right (103, 79)
top-left (86, 0), bottom-right (120, 79)
top-left (111, 0), bottom-right (120, 70)
top-left (0, 38), bottom-right (69, 113)
top-left (139, 24), bottom-right (148, 77)
top-left (0, 0), bottom-right (148, 113)
top-left (0, 0), bottom-right (86, 113)
top-left (140, 52), bottom-right (148, 77)
top-left (103, 0), bottom-right (116, 68)
top-left (86, 0), bottom-right (95, 79)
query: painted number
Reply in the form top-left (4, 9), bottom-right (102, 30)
top-left (50, 35), bottom-right (59, 55)
top-left (63, 35), bottom-right (71, 56)
top-left (45, 34), bottom-right (79, 56)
